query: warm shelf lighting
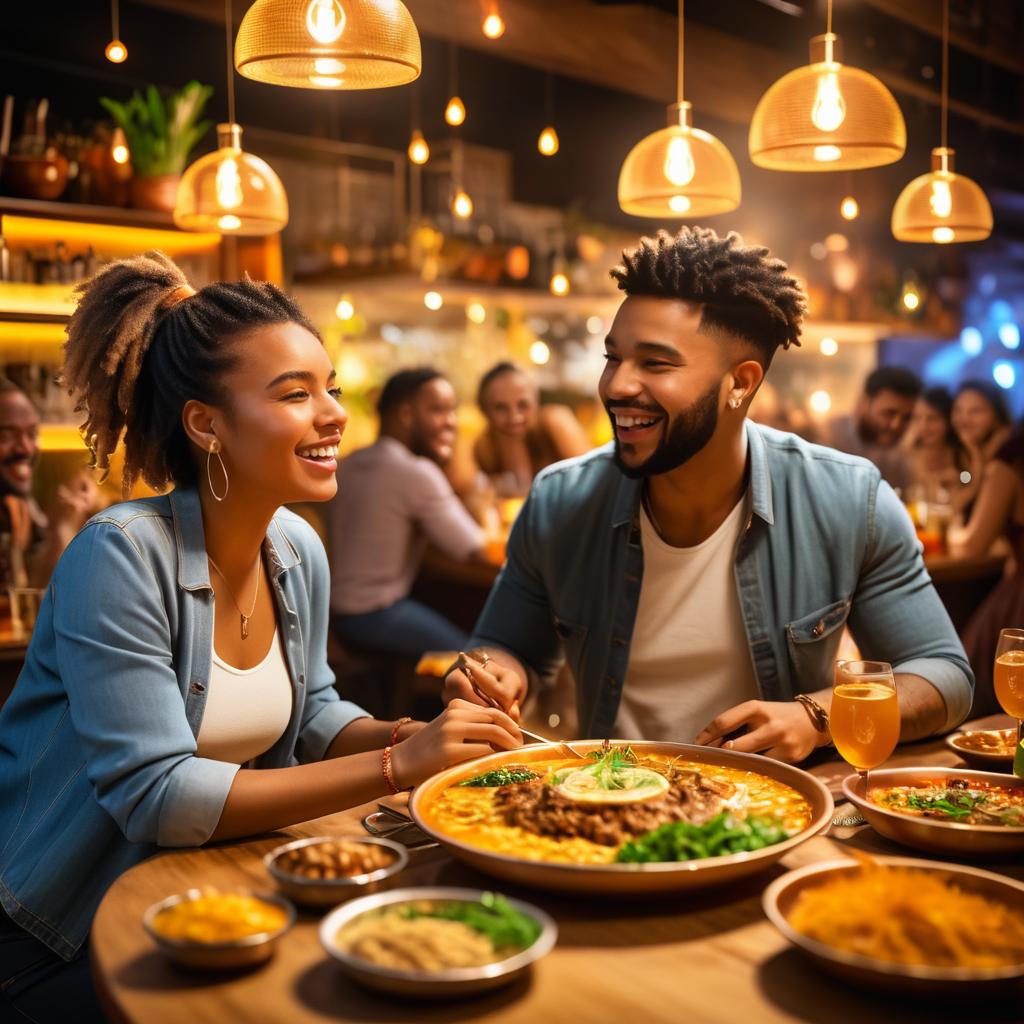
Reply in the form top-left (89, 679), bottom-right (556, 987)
top-left (839, 195), bottom-right (859, 220)
top-left (235, 0), bottom-right (421, 90)
top-left (618, 1), bottom-right (740, 217)
top-left (0, 217), bottom-right (220, 258)
top-left (175, 123), bottom-right (288, 236)
top-left (891, 2), bottom-right (991, 244)
top-left (748, 0), bottom-right (905, 172)
top-left (407, 129), bottom-right (429, 165)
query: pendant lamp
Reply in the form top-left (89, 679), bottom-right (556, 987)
top-left (235, 0), bottom-right (420, 90)
top-left (175, 0), bottom-right (288, 235)
top-left (618, 0), bottom-right (740, 217)
top-left (891, 0), bottom-right (992, 243)
top-left (749, 0), bottom-right (905, 171)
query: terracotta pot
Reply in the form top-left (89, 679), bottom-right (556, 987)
top-left (130, 174), bottom-right (181, 212)
top-left (2, 149), bottom-right (69, 201)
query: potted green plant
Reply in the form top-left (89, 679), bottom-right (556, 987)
top-left (100, 81), bottom-right (213, 212)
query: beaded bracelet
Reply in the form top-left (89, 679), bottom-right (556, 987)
top-left (382, 745), bottom-right (400, 795)
top-left (389, 716), bottom-right (413, 747)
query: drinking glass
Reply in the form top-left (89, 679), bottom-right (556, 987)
top-left (994, 628), bottom-right (1024, 777)
top-left (831, 660), bottom-right (900, 785)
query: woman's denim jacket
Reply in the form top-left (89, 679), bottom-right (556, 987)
top-left (0, 487), bottom-right (368, 959)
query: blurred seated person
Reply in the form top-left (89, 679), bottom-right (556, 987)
top-left (328, 368), bottom-right (486, 659)
top-left (952, 380), bottom-right (1013, 518)
top-left (0, 377), bottom-right (102, 590)
top-left (949, 424), bottom-right (1024, 715)
top-left (474, 362), bottom-right (590, 496)
top-left (826, 366), bottom-right (921, 493)
top-left (906, 386), bottom-right (966, 503)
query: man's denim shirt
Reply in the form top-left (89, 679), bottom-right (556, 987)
top-left (471, 422), bottom-right (974, 739)
top-left (0, 488), bottom-right (368, 960)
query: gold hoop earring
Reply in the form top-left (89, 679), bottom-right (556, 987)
top-left (207, 442), bottom-right (229, 501)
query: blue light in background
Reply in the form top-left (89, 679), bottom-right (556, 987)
top-left (991, 300), bottom-right (1014, 323)
top-left (998, 322), bottom-right (1021, 350)
top-left (993, 361), bottom-right (1017, 390)
top-left (960, 326), bottom-right (984, 355)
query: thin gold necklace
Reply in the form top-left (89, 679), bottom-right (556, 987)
top-left (208, 553), bottom-right (261, 639)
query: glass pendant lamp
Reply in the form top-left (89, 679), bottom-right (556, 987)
top-left (618, 0), bottom-right (740, 217)
top-left (175, 0), bottom-right (288, 235)
top-left (234, 0), bottom-right (421, 90)
top-left (891, 0), bottom-right (992, 243)
top-left (749, 0), bottom-right (905, 171)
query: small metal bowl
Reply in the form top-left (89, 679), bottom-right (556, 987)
top-left (143, 889), bottom-right (295, 970)
top-left (264, 835), bottom-right (408, 907)
top-left (842, 768), bottom-right (1024, 858)
top-left (319, 886), bottom-right (558, 998)
top-left (764, 856), bottom-right (1024, 995)
top-left (946, 729), bottom-right (1016, 770)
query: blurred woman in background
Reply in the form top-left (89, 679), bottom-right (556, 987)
top-left (952, 380), bottom-right (1013, 517)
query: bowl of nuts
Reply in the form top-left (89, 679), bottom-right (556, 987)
top-left (264, 836), bottom-right (408, 907)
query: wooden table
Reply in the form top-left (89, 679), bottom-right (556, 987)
top-left (91, 717), bottom-right (1023, 1024)
top-left (924, 551), bottom-right (1006, 634)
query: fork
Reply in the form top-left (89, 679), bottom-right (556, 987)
top-left (456, 651), bottom-right (586, 759)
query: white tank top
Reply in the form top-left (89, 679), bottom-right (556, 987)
top-left (195, 630), bottom-right (293, 765)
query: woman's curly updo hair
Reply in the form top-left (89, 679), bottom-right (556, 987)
top-left (610, 227), bottom-right (807, 368)
top-left (62, 250), bottom-right (318, 496)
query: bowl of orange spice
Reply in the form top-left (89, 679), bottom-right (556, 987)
top-left (143, 887), bottom-right (295, 969)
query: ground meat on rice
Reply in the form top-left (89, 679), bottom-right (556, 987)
top-left (494, 770), bottom-right (733, 846)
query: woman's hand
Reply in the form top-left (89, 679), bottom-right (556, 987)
top-left (695, 700), bottom-right (829, 764)
top-left (389, 699), bottom-right (523, 788)
top-left (442, 652), bottom-right (527, 722)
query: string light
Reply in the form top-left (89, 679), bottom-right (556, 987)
top-left (530, 340), bottom-right (551, 365)
top-left (819, 337), bottom-right (839, 356)
top-left (105, 0), bottom-right (127, 62)
top-left (110, 127), bottom-right (130, 165)
top-left (452, 189), bottom-right (473, 219)
top-left (482, 8), bottom-right (505, 39)
top-left (424, 290), bottom-right (443, 310)
top-left (408, 130), bottom-right (429, 165)
top-left (467, 302), bottom-right (486, 324)
top-left (840, 196), bottom-right (859, 220)
top-left (550, 271), bottom-right (569, 297)
top-left (335, 296), bottom-right (354, 320)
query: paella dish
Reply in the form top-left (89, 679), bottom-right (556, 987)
top-left (417, 743), bottom-right (815, 866)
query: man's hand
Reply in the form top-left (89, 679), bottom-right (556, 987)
top-left (442, 650), bottom-right (528, 723)
top-left (51, 471), bottom-right (103, 537)
top-left (695, 700), bottom-right (829, 764)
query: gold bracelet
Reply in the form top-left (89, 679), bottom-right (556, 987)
top-left (389, 716), bottom-right (413, 747)
top-left (794, 694), bottom-right (830, 734)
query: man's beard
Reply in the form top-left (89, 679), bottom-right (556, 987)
top-left (610, 384), bottom-right (720, 479)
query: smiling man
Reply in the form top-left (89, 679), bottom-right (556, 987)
top-left (444, 228), bottom-right (973, 763)
top-left (328, 367), bottom-right (486, 660)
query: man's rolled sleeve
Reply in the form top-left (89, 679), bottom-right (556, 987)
top-left (893, 656), bottom-right (973, 732)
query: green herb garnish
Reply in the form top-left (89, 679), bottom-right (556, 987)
top-left (615, 813), bottom-right (789, 863)
top-left (550, 745), bottom-right (661, 792)
top-left (457, 766), bottom-right (540, 788)
top-left (401, 893), bottom-right (541, 950)
top-left (906, 790), bottom-right (986, 821)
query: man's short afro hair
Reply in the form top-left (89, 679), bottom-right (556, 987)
top-left (610, 227), bottom-right (806, 366)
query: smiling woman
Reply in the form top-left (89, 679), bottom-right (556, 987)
top-left (0, 252), bottom-right (523, 1023)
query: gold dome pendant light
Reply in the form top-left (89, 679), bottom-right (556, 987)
top-left (891, 0), bottom-right (992, 243)
top-left (749, 0), bottom-right (905, 170)
top-left (618, 0), bottom-right (740, 217)
top-left (235, 0), bottom-right (421, 90)
top-left (175, 0), bottom-right (288, 235)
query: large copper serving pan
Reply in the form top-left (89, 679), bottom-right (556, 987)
top-left (409, 741), bottom-right (833, 896)
top-left (843, 767), bottom-right (1024, 858)
top-left (764, 856), bottom-right (1024, 995)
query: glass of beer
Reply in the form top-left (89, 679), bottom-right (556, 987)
top-left (994, 628), bottom-right (1024, 777)
top-left (831, 660), bottom-right (900, 782)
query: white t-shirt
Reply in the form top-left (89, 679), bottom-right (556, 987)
top-left (614, 493), bottom-right (759, 743)
top-left (196, 631), bottom-right (293, 765)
